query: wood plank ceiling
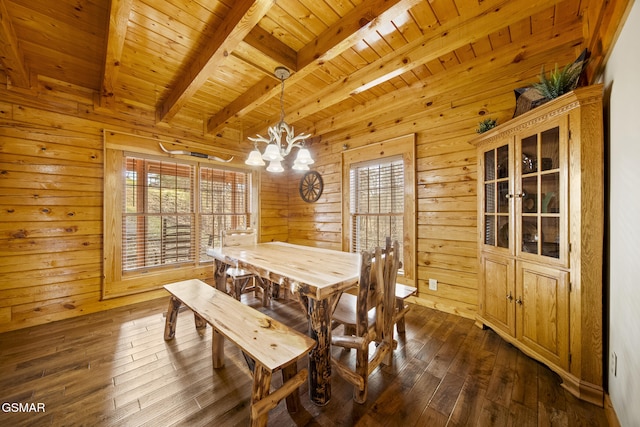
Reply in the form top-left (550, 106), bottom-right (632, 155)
top-left (0, 0), bottom-right (621, 147)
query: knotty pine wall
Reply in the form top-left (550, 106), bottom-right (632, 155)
top-left (0, 75), bottom-right (274, 333)
top-left (288, 112), bottom-right (484, 319)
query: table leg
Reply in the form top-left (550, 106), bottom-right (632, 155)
top-left (164, 296), bottom-right (181, 340)
top-left (213, 259), bottom-right (228, 292)
top-left (307, 298), bottom-right (331, 405)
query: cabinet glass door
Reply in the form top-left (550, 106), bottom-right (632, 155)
top-left (518, 127), bottom-right (561, 259)
top-left (483, 144), bottom-right (510, 250)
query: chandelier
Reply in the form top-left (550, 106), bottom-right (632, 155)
top-left (245, 67), bottom-right (314, 173)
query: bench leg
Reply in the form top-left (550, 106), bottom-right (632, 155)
top-left (164, 296), bottom-right (182, 340)
top-left (282, 363), bottom-right (301, 413)
top-left (250, 365), bottom-right (308, 425)
top-left (250, 363), bottom-right (272, 427)
top-left (212, 329), bottom-right (225, 368)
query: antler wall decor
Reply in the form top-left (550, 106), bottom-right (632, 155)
top-left (159, 143), bottom-right (233, 162)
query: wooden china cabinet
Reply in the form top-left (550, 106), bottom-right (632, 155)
top-left (470, 85), bottom-right (604, 406)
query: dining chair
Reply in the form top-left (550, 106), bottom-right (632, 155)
top-left (221, 229), bottom-right (260, 301)
top-left (331, 239), bottom-right (400, 403)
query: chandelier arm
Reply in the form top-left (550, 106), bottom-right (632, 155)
top-left (287, 133), bottom-right (311, 146)
top-left (248, 134), bottom-right (270, 144)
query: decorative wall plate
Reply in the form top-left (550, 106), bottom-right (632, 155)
top-left (299, 171), bottom-right (323, 203)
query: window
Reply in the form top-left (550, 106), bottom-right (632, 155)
top-left (103, 131), bottom-right (256, 298)
top-left (199, 166), bottom-right (250, 259)
top-left (123, 157), bottom-right (195, 271)
top-left (121, 157), bottom-right (252, 272)
top-left (350, 156), bottom-right (404, 263)
top-left (342, 134), bottom-right (416, 282)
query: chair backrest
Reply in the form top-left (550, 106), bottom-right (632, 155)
top-left (354, 249), bottom-right (373, 337)
top-left (374, 238), bottom-right (400, 342)
top-left (354, 238), bottom-right (400, 338)
top-left (222, 229), bottom-right (257, 247)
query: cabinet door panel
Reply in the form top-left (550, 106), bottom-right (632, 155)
top-left (515, 118), bottom-right (568, 266)
top-left (480, 143), bottom-right (513, 254)
top-left (480, 255), bottom-right (515, 336)
top-left (516, 262), bottom-right (569, 369)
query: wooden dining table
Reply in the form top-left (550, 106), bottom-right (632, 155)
top-left (206, 241), bottom-right (361, 406)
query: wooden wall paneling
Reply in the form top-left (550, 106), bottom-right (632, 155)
top-left (0, 278), bottom-right (102, 309)
top-left (319, 90), bottom-right (484, 319)
top-left (0, 108), bottom-right (107, 331)
top-left (285, 145), bottom-right (343, 248)
top-left (0, 79), bottom-right (253, 332)
top-left (259, 172), bottom-right (289, 243)
top-left (418, 236), bottom-right (477, 258)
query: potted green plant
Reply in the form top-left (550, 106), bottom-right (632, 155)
top-left (532, 61), bottom-right (583, 100)
top-left (476, 118), bottom-right (497, 134)
top-left (512, 49), bottom-right (589, 117)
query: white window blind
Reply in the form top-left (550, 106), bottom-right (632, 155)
top-left (122, 156), bottom-right (251, 271)
top-left (123, 157), bottom-right (195, 271)
top-left (350, 156), bottom-right (404, 264)
top-left (199, 167), bottom-right (250, 261)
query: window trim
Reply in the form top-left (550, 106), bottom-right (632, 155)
top-left (341, 134), bottom-right (416, 283)
top-left (103, 131), bottom-right (258, 299)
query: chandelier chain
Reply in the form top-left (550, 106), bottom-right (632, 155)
top-left (279, 74), bottom-right (286, 123)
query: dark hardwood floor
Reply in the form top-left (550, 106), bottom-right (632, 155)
top-left (0, 293), bottom-right (608, 426)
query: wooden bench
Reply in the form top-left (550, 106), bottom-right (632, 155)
top-left (163, 279), bottom-right (316, 427)
top-left (394, 283), bottom-right (417, 333)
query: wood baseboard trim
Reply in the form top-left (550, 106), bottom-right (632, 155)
top-left (605, 394), bottom-right (621, 427)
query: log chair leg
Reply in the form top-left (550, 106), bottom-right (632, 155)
top-left (344, 324), bottom-right (356, 336)
top-left (396, 300), bottom-right (406, 333)
top-left (212, 329), bottom-right (225, 368)
top-left (256, 277), bottom-right (271, 307)
top-left (164, 296), bottom-right (182, 340)
top-left (354, 346), bottom-right (369, 404)
top-left (233, 279), bottom-right (243, 301)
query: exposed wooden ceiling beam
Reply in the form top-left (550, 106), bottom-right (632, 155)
top-left (296, 0), bottom-right (423, 67)
top-left (0, 0), bottom-right (29, 88)
top-left (205, 25), bottom-right (298, 132)
top-left (207, 75), bottom-right (280, 135)
top-left (243, 26), bottom-right (297, 73)
top-left (100, 0), bottom-right (134, 109)
top-left (157, 0), bottom-right (275, 123)
top-left (205, 0), bottom-right (421, 135)
top-left (248, 0), bottom-right (564, 135)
